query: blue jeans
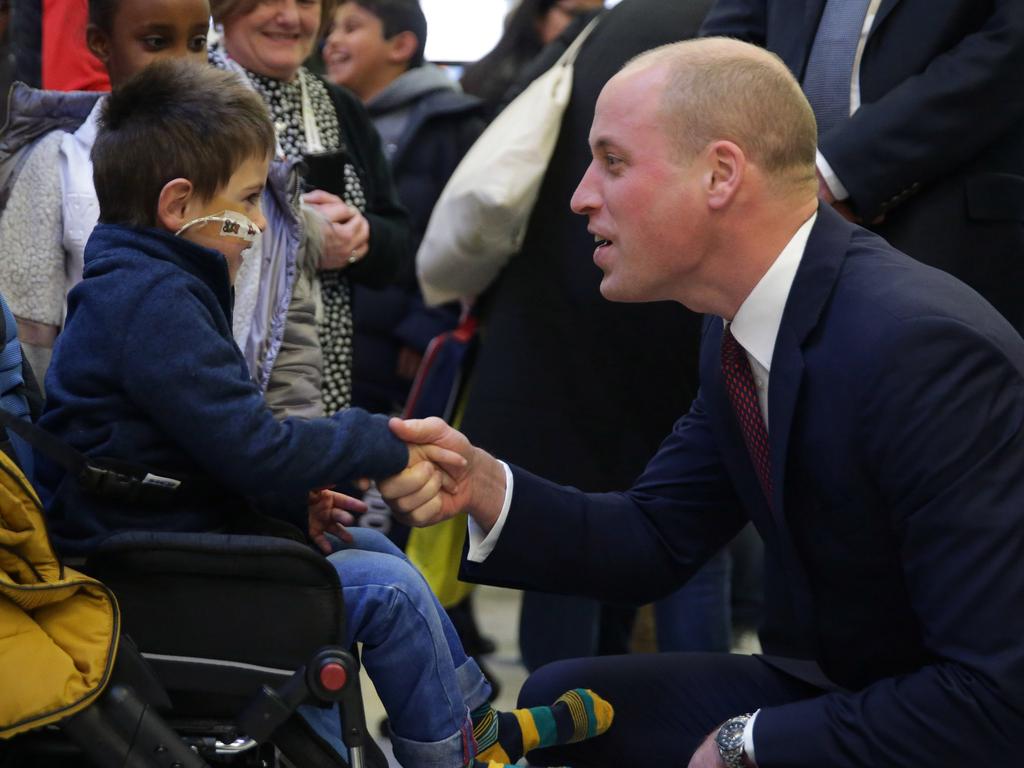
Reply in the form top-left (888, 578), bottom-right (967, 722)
top-left (300, 527), bottom-right (490, 767)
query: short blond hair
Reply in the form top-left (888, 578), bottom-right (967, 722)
top-left (623, 38), bottom-right (817, 192)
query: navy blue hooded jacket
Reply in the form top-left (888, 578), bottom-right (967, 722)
top-left (40, 224), bottom-right (408, 554)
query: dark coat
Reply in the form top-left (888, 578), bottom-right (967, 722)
top-left (40, 224), bottom-right (407, 555)
top-left (465, 206), bottom-right (1024, 766)
top-left (459, 0), bottom-right (713, 492)
top-left (702, 0), bottom-right (1024, 331)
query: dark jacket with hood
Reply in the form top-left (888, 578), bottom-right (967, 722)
top-left (352, 64), bottom-right (484, 412)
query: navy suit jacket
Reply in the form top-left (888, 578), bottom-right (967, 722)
top-left (463, 206), bottom-right (1024, 766)
top-left (701, 0), bottom-right (1024, 331)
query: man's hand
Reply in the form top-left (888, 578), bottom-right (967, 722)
top-left (688, 729), bottom-right (727, 768)
top-left (308, 488), bottom-right (369, 553)
top-left (303, 189), bottom-right (371, 269)
top-left (816, 168), bottom-right (860, 223)
top-left (816, 167), bottom-right (836, 207)
top-left (816, 167), bottom-right (888, 225)
top-left (378, 417), bottom-right (506, 531)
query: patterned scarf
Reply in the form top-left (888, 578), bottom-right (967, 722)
top-left (209, 42), bottom-right (363, 414)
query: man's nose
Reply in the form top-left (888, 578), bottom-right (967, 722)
top-left (570, 163), bottom-right (599, 215)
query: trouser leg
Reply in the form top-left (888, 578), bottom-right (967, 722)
top-left (518, 652), bottom-right (822, 767)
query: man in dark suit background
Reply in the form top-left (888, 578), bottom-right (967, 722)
top-left (702, 0), bottom-right (1024, 332)
top-left (380, 36), bottom-right (1024, 768)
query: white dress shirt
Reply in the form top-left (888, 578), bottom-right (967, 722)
top-left (727, 214), bottom-right (816, 426)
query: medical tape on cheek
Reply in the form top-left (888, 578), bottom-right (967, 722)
top-left (175, 210), bottom-right (261, 243)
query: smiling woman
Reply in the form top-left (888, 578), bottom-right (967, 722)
top-left (213, 0), bottom-right (331, 81)
top-left (208, 0), bottom-right (411, 414)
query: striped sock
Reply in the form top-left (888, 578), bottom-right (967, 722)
top-left (470, 688), bottom-right (614, 764)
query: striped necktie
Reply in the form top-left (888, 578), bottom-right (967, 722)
top-left (802, 0), bottom-right (873, 135)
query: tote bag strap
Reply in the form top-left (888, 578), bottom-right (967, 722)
top-left (560, 15), bottom-right (601, 68)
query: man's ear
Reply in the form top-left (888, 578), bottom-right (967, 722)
top-left (704, 140), bottom-right (745, 211)
top-left (86, 24), bottom-right (111, 64)
top-left (157, 178), bottom-right (197, 233)
top-left (387, 30), bottom-right (420, 66)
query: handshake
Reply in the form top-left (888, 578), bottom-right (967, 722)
top-left (308, 417), bottom-right (506, 554)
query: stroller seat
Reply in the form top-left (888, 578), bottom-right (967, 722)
top-left (3, 528), bottom-right (385, 768)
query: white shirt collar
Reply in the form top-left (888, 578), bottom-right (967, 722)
top-left (728, 213), bottom-right (817, 371)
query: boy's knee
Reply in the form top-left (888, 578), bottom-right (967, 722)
top-left (331, 547), bottom-right (426, 603)
top-left (346, 526), bottom-right (406, 558)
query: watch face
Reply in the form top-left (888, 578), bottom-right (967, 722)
top-left (716, 718), bottom-right (747, 751)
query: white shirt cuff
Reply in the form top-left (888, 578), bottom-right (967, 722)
top-left (466, 461), bottom-right (514, 562)
top-left (816, 150), bottom-right (850, 202)
top-left (744, 709), bottom-right (760, 765)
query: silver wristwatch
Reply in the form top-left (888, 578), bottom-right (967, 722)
top-left (715, 713), bottom-right (753, 768)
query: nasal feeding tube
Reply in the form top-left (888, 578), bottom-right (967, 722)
top-left (175, 210), bottom-right (261, 243)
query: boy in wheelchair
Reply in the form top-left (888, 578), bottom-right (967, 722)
top-left (34, 60), bottom-right (612, 768)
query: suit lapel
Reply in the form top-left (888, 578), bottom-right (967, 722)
top-left (705, 207), bottom-right (855, 636)
top-left (768, 205), bottom-right (852, 515)
top-left (767, 329), bottom-right (803, 531)
top-left (763, 206), bottom-right (854, 640)
top-left (704, 207), bottom-right (854, 535)
top-left (869, 0), bottom-right (901, 37)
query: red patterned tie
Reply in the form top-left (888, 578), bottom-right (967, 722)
top-left (721, 326), bottom-right (773, 505)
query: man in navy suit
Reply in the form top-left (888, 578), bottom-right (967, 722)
top-left (701, 0), bottom-right (1024, 332)
top-left (378, 37), bottom-right (1024, 767)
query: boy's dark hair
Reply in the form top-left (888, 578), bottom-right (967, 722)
top-left (92, 60), bottom-right (275, 229)
top-left (348, 0), bottom-right (427, 68)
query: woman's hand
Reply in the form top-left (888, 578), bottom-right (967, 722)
top-left (303, 189), bottom-right (370, 270)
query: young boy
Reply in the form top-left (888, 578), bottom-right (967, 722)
top-left (37, 60), bottom-right (612, 768)
top-left (323, 0), bottom-right (484, 413)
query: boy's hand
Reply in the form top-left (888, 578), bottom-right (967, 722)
top-left (308, 487), bottom-right (369, 554)
top-left (378, 429), bottom-right (468, 515)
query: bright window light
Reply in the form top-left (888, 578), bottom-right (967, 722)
top-left (422, 0), bottom-right (510, 64)
top-left (422, 0), bottom-right (622, 65)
